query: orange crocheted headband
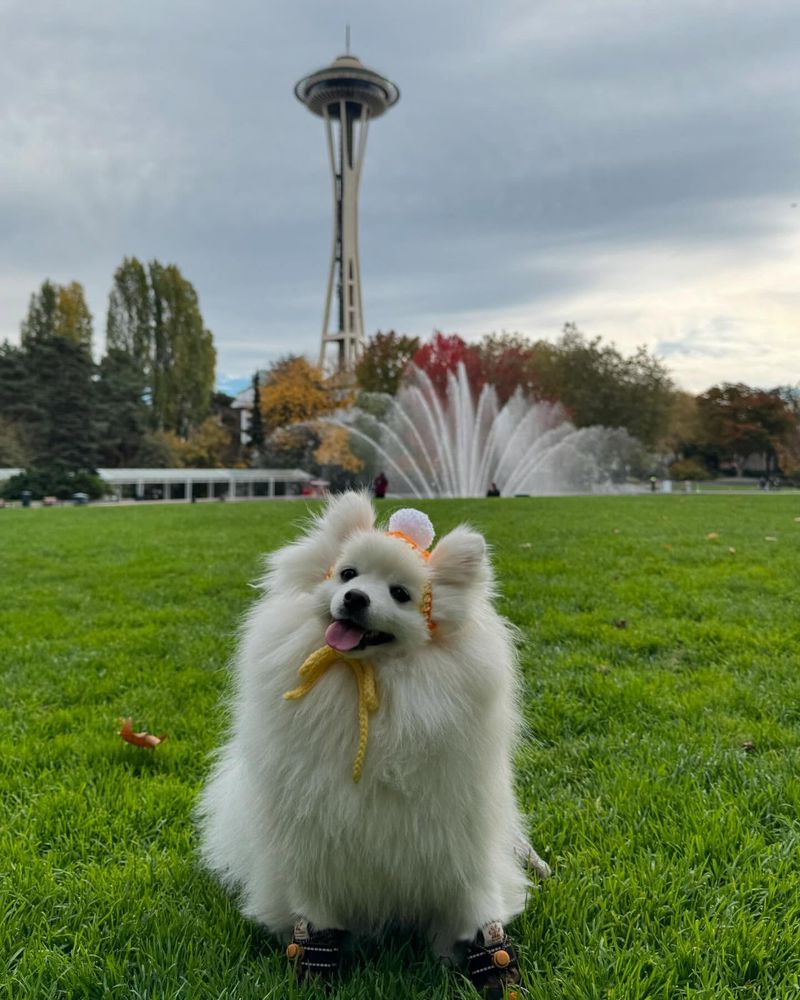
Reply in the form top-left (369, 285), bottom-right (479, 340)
top-left (386, 509), bottom-right (436, 632)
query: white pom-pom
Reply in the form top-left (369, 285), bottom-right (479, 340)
top-left (388, 508), bottom-right (435, 551)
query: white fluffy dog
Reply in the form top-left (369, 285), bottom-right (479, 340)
top-left (197, 492), bottom-right (546, 992)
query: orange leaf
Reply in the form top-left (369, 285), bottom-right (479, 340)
top-left (118, 717), bottom-right (167, 749)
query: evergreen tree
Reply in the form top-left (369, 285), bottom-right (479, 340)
top-left (10, 280), bottom-right (99, 475)
top-left (20, 279), bottom-right (59, 346)
top-left (26, 332), bottom-right (98, 472)
top-left (95, 348), bottom-right (149, 467)
top-left (248, 373), bottom-right (265, 450)
top-left (0, 341), bottom-right (35, 427)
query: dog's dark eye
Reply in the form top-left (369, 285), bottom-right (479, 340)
top-left (389, 585), bottom-right (411, 603)
top-left (340, 567), bottom-right (358, 582)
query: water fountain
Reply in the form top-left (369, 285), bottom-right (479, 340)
top-left (334, 364), bottom-right (643, 498)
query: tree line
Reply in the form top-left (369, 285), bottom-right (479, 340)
top-left (0, 258), bottom-right (217, 498)
top-left (3, 271), bottom-right (798, 498)
top-left (247, 327), bottom-right (800, 488)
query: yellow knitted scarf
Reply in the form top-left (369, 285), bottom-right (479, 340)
top-left (283, 646), bottom-right (378, 783)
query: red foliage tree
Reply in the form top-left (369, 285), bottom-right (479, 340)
top-left (475, 333), bottom-right (552, 406)
top-left (411, 332), bottom-right (484, 399)
top-left (695, 383), bottom-right (795, 475)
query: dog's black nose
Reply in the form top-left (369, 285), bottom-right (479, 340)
top-left (343, 589), bottom-right (370, 612)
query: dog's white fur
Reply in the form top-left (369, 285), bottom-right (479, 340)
top-left (196, 492), bottom-right (539, 956)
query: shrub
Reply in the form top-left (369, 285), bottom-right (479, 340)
top-left (1, 467), bottom-right (108, 501)
top-left (668, 457), bottom-right (709, 481)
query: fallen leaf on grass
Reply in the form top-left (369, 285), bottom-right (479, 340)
top-left (728, 546), bottom-right (736, 554)
top-left (613, 619), bottom-right (628, 629)
top-left (765, 536), bottom-right (778, 542)
top-left (741, 740), bottom-right (756, 754)
top-left (118, 717), bottom-right (167, 749)
top-left (706, 532), bottom-right (719, 540)
top-left (794, 517), bottom-right (800, 523)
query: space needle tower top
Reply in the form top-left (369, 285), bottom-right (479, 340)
top-left (295, 47), bottom-right (399, 378)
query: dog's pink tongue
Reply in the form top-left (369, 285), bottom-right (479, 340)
top-left (325, 620), bottom-right (365, 652)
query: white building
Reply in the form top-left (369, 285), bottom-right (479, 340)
top-left (0, 467), bottom-right (313, 501)
top-left (231, 385), bottom-right (255, 445)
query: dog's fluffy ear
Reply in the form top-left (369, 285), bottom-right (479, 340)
top-left (317, 490), bottom-right (375, 542)
top-left (429, 525), bottom-right (490, 587)
top-left (262, 491), bottom-right (375, 593)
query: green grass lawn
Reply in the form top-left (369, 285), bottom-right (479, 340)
top-left (2, 495), bottom-right (799, 999)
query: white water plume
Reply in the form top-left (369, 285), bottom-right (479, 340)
top-left (336, 363), bottom-right (643, 498)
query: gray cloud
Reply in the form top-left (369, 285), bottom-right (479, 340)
top-left (0, 0), bottom-right (798, 392)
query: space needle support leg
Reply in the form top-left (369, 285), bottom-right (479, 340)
top-left (320, 108), bottom-right (339, 370)
top-left (350, 106), bottom-right (370, 370)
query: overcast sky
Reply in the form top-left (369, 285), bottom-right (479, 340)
top-left (1, 0), bottom-right (798, 394)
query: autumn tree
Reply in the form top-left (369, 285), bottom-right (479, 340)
top-left (356, 330), bottom-right (420, 395)
top-left (313, 424), bottom-right (363, 473)
top-left (210, 392), bottom-right (245, 467)
top-left (161, 416), bottom-right (231, 468)
top-left (694, 383), bottom-right (795, 476)
top-left (411, 332), bottom-right (484, 399)
top-left (475, 333), bottom-right (552, 405)
top-left (772, 386), bottom-right (800, 480)
top-left (404, 326), bottom-right (674, 448)
top-left (55, 282), bottom-right (93, 348)
top-left (259, 356), bottom-right (335, 431)
top-left (253, 355), bottom-right (362, 487)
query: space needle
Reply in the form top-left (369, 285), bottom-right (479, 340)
top-left (295, 43), bottom-right (399, 379)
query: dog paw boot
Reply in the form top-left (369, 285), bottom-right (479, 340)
top-left (286, 917), bottom-right (346, 984)
top-left (465, 920), bottom-right (521, 999)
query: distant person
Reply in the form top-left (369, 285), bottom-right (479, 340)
top-left (373, 471), bottom-right (388, 499)
top-left (487, 482), bottom-right (500, 497)
top-left (649, 476), bottom-right (657, 493)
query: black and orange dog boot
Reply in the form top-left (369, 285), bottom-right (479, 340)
top-left (465, 920), bottom-right (521, 999)
top-left (286, 917), bottom-right (346, 984)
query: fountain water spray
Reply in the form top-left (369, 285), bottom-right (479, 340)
top-left (334, 364), bottom-right (642, 497)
